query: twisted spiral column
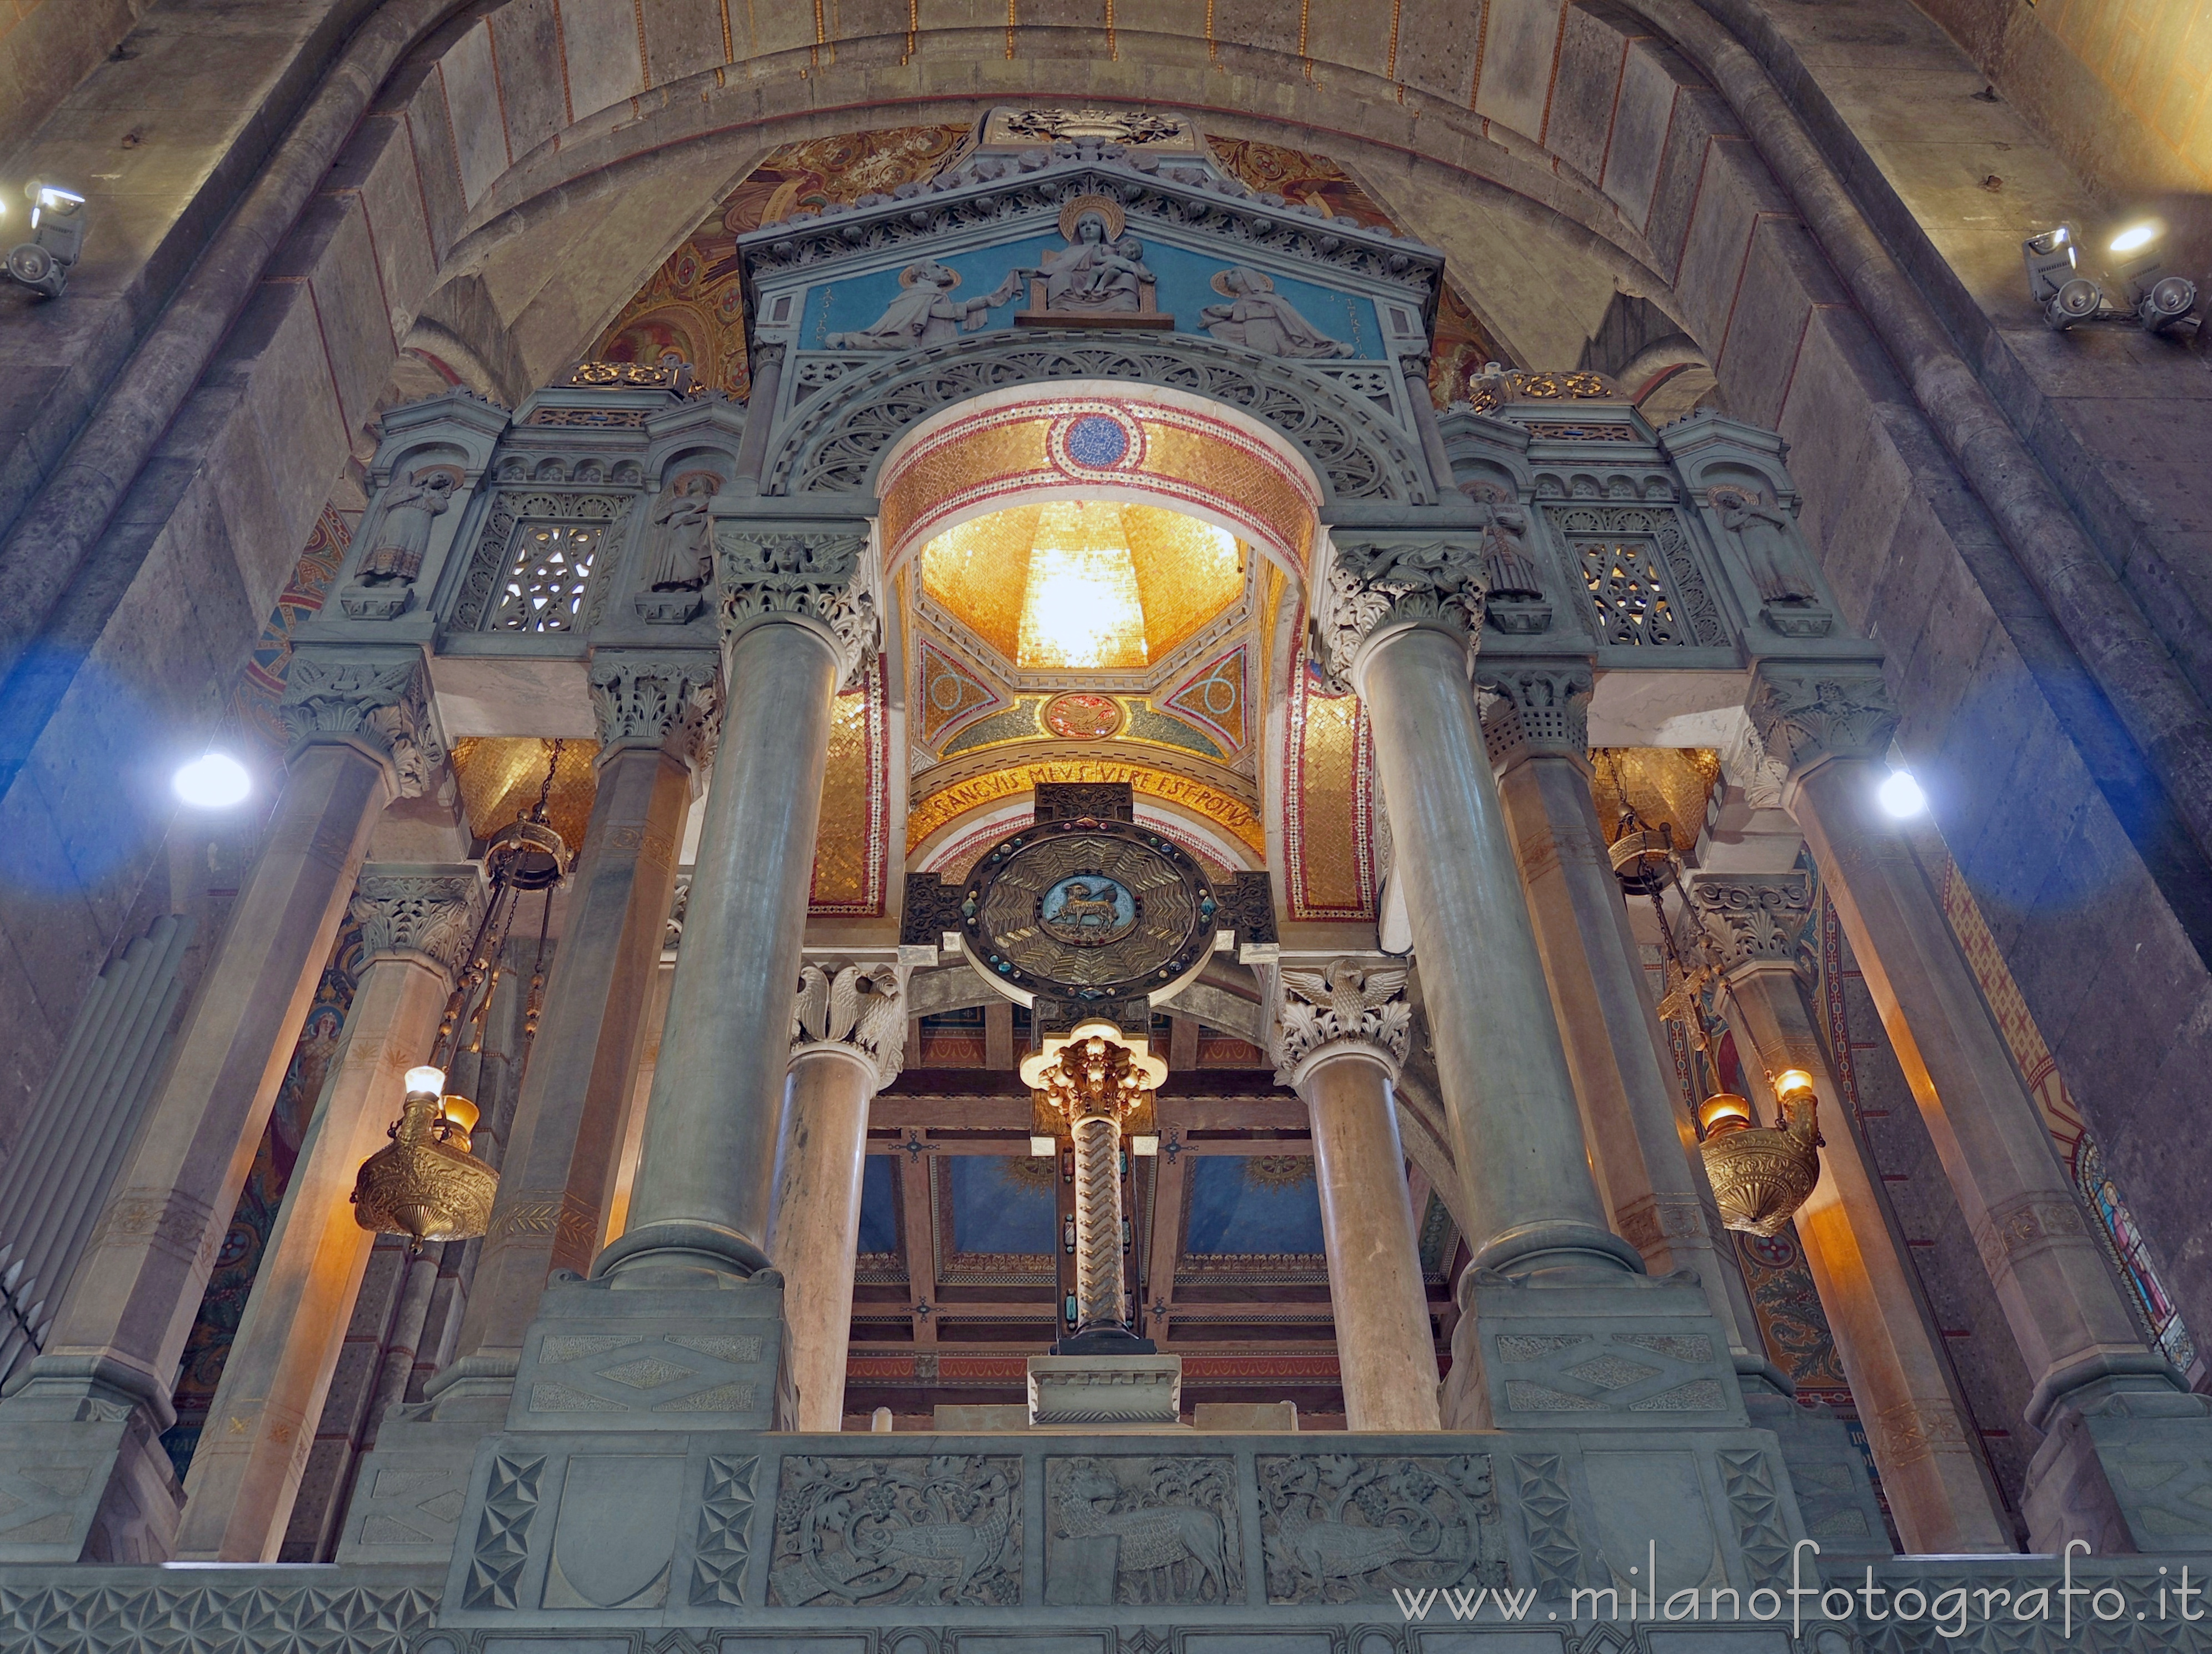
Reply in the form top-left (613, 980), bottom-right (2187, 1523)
top-left (1070, 1109), bottom-right (1126, 1333)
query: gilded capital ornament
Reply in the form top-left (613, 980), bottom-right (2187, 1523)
top-left (1479, 661), bottom-right (1593, 766)
top-left (278, 646), bottom-right (445, 798)
top-left (348, 866), bottom-right (488, 980)
top-left (1686, 871), bottom-right (1815, 970)
top-left (1309, 532), bottom-right (1488, 692)
top-left (1274, 957), bottom-right (1412, 1084)
top-left (716, 520), bottom-right (880, 687)
top-left (588, 650), bottom-right (722, 765)
top-left (790, 960), bottom-right (907, 1089)
top-left (1745, 663), bottom-right (1898, 777)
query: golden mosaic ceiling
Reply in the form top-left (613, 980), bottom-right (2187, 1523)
top-left (920, 503), bottom-right (1244, 673)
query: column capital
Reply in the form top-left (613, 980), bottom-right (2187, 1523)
top-left (716, 517), bottom-right (880, 688)
top-left (1310, 531), bottom-right (1487, 694)
top-left (587, 649), bottom-right (722, 769)
top-left (1479, 660), bottom-right (1593, 768)
top-left (348, 863), bottom-right (488, 982)
top-left (1273, 957), bottom-right (1412, 1085)
top-left (278, 645), bottom-right (444, 797)
top-left (790, 960), bottom-right (907, 1089)
top-left (1684, 869), bottom-right (1816, 974)
top-left (1745, 661), bottom-right (1897, 779)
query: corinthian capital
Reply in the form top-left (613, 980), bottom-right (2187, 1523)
top-left (1479, 660), bottom-right (1593, 766)
top-left (790, 960), bottom-right (907, 1089)
top-left (588, 650), bottom-right (722, 768)
top-left (716, 519), bottom-right (880, 688)
top-left (1274, 957), bottom-right (1412, 1084)
top-left (1745, 662), bottom-right (1896, 778)
top-left (1685, 870), bottom-right (1814, 972)
top-left (349, 864), bottom-right (488, 980)
top-left (278, 646), bottom-right (445, 797)
top-left (1309, 532), bottom-right (1487, 693)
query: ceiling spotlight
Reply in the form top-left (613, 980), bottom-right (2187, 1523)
top-left (1878, 769), bottom-right (1926, 818)
top-left (2110, 221), bottom-right (2160, 255)
top-left (2022, 223), bottom-right (2103, 330)
top-left (173, 751), bottom-right (252, 809)
top-left (2134, 272), bottom-right (2199, 335)
top-left (4, 181), bottom-right (86, 298)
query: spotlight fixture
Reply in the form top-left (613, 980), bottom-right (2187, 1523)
top-left (1878, 768), bottom-right (1927, 818)
top-left (172, 751), bottom-right (252, 809)
top-left (2110, 221), bottom-right (2160, 255)
top-left (2131, 272), bottom-right (2199, 335)
top-left (2022, 225), bottom-right (2105, 330)
top-left (3, 182), bottom-right (87, 298)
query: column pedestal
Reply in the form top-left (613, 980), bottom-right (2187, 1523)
top-left (175, 864), bottom-right (483, 1561)
top-left (0, 645), bottom-right (433, 1563)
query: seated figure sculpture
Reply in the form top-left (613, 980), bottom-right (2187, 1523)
top-left (1031, 213), bottom-right (1154, 313)
top-left (1200, 267), bottom-right (1355, 358)
top-left (828, 260), bottom-right (1023, 350)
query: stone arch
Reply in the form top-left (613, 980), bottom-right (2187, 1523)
top-left (767, 333), bottom-right (1428, 509)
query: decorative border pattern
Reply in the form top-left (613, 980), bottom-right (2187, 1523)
top-left (808, 653), bottom-right (890, 916)
top-left (1281, 642), bottom-right (1377, 921)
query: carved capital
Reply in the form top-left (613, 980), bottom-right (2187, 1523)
top-left (588, 650), bottom-right (722, 766)
top-left (665, 873), bottom-right (692, 953)
top-left (1745, 663), bottom-right (1896, 778)
top-left (791, 960), bottom-right (907, 1089)
top-left (278, 646), bottom-right (444, 798)
top-left (716, 520), bottom-right (880, 688)
top-left (1974, 1190), bottom-right (2092, 1280)
top-left (1479, 661), bottom-right (1592, 766)
top-left (349, 865), bottom-right (488, 979)
top-left (1309, 532), bottom-right (1487, 693)
top-left (1274, 957), bottom-right (1411, 1084)
top-left (1686, 871), bottom-right (1815, 969)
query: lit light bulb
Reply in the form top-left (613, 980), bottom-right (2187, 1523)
top-left (1775, 1068), bottom-right (1816, 1099)
top-left (173, 751), bottom-right (251, 808)
top-left (1878, 769), bottom-right (1926, 818)
top-left (2110, 222), bottom-right (2159, 254)
top-left (403, 1065), bottom-right (447, 1097)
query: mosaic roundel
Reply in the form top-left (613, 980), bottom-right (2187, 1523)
top-left (1043, 692), bottom-right (1124, 739)
top-left (962, 818), bottom-right (1219, 1001)
top-left (1047, 405), bottom-right (1145, 475)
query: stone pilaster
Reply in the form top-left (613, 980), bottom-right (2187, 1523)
top-left (1481, 661), bottom-right (1769, 1380)
top-left (1687, 867), bottom-right (2013, 1555)
top-left (1747, 661), bottom-right (2212, 1553)
top-left (773, 960), bottom-right (906, 1430)
top-left (0, 647), bottom-right (433, 1562)
top-left (1274, 959), bottom-right (1441, 1432)
top-left (175, 865), bottom-right (485, 1562)
top-left (433, 651), bottom-right (717, 1414)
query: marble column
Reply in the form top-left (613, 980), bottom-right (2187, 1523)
top-left (1689, 868), bottom-right (2014, 1554)
top-left (771, 960), bottom-right (906, 1432)
top-left (1314, 531), bottom-right (1712, 1434)
top-left (0, 645), bottom-right (439, 1563)
top-left (1750, 661), bottom-right (2209, 1552)
top-left (174, 864), bottom-right (485, 1561)
top-left (594, 519), bottom-right (878, 1285)
top-left (1481, 661), bottom-right (1767, 1365)
top-left (431, 652), bottom-right (715, 1411)
top-left (1275, 964), bottom-right (1442, 1431)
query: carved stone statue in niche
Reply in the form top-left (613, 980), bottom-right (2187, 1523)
top-left (1036, 213), bottom-right (1152, 313)
top-left (1200, 267), bottom-right (1355, 358)
top-left (359, 467), bottom-right (458, 584)
top-left (645, 472), bottom-right (720, 591)
top-left (827, 261), bottom-right (1022, 351)
top-left (1709, 485), bottom-right (1814, 604)
top-left (1466, 483), bottom-right (1543, 600)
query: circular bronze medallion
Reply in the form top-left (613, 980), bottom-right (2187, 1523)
top-left (962, 819), bottom-right (1219, 1003)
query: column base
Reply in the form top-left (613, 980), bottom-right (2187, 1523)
top-left (1441, 1264), bottom-right (1748, 1432)
top-left (0, 1401), bottom-right (180, 1563)
top-left (2024, 1386), bottom-right (2212, 1554)
top-left (1027, 1353), bottom-right (1184, 1429)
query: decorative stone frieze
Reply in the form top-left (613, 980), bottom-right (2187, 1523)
top-left (1258, 1453), bottom-right (1506, 1603)
top-left (587, 651), bottom-right (722, 766)
top-left (768, 1453), bottom-right (1022, 1606)
top-left (1745, 662), bottom-right (1898, 777)
top-left (1478, 661), bottom-right (1592, 766)
top-left (1310, 534), bottom-right (1487, 691)
top-left (277, 647), bottom-right (443, 796)
top-left (716, 521), bottom-right (879, 687)
top-left (348, 866), bottom-right (487, 979)
top-left (1046, 1454), bottom-right (1242, 1605)
top-left (1273, 958), bottom-right (1411, 1084)
top-left (1686, 871), bottom-right (1815, 970)
top-left (790, 960), bottom-right (907, 1088)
